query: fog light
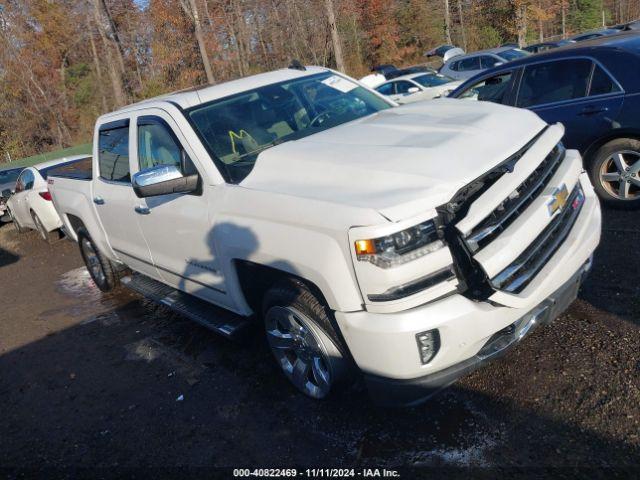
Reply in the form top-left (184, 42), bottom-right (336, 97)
top-left (415, 329), bottom-right (440, 364)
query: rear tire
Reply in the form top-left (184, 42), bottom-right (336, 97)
top-left (588, 138), bottom-right (640, 210)
top-left (77, 228), bottom-right (121, 292)
top-left (31, 211), bottom-right (58, 244)
top-left (8, 207), bottom-right (24, 234)
top-left (262, 278), bottom-right (352, 400)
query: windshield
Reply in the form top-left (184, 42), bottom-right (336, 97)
top-left (497, 48), bottom-right (530, 62)
top-left (412, 73), bottom-right (454, 87)
top-left (187, 72), bottom-right (391, 183)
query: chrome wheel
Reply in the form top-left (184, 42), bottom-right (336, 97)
top-left (265, 306), bottom-right (332, 399)
top-left (599, 150), bottom-right (640, 200)
top-left (33, 214), bottom-right (47, 241)
top-left (81, 237), bottom-right (106, 286)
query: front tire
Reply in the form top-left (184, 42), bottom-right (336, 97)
top-left (77, 228), bottom-right (120, 292)
top-left (262, 279), bottom-right (352, 400)
top-left (589, 138), bottom-right (640, 209)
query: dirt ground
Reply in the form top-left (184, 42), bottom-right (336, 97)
top-left (0, 207), bottom-right (638, 476)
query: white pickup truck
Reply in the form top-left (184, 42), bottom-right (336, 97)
top-left (48, 66), bottom-right (601, 406)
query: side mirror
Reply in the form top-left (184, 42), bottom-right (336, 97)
top-left (407, 86), bottom-right (420, 94)
top-left (2, 188), bottom-right (12, 198)
top-left (494, 61), bottom-right (504, 66)
top-left (132, 164), bottom-right (200, 198)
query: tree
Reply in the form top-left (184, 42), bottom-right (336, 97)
top-left (325, 0), bottom-right (345, 71)
top-left (179, 0), bottom-right (215, 84)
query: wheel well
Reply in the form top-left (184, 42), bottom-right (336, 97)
top-left (233, 260), bottom-right (330, 315)
top-left (583, 132), bottom-right (640, 165)
top-left (65, 214), bottom-right (86, 236)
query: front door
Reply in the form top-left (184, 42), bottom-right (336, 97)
top-left (91, 118), bottom-right (156, 277)
top-left (130, 109), bottom-right (230, 308)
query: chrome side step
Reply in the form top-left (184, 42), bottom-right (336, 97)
top-left (121, 273), bottom-right (251, 339)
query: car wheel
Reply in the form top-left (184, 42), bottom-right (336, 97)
top-left (31, 211), bottom-right (58, 244)
top-left (262, 279), bottom-right (352, 400)
top-left (589, 138), bottom-right (640, 209)
top-left (77, 228), bottom-right (120, 292)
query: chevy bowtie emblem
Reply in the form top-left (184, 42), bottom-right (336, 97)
top-left (548, 184), bottom-right (569, 216)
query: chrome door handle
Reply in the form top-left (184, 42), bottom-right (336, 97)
top-left (134, 205), bottom-right (150, 215)
top-left (93, 196), bottom-right (105, 205)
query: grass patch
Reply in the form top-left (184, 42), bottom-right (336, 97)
top-left (0, 143), bottom-right (92, 170)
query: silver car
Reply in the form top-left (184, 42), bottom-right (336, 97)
top-left (439, 46), bottom-right (530, 81)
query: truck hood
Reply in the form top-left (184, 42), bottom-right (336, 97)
top-left (241, 99), bottom-right (547, 222)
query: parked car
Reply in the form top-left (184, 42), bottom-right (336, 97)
top-left (613, 20), bottom-right (640, 31)
top-left (0, 167), bottom-right (23, 220)
top-left (384, 65), bottom-right (437, 80)
top-left (570, 28), bottom-right (620, 42)
top-left (524, 39), bottom-right (575, 54)
top-left (6, 155), bottom-right (91, 241)
top-left (375, 72), bottom-right (462, 103)
top-left (449, 32), bottom-right (640, 208)
top-left (424, 44), bottom-right (465, 63)
top-left (439, 46), bottom-right (530, 80)
top-left (48, 65), bottom-right (600, 406)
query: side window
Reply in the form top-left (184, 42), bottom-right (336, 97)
top-left (589, 65), bottom-right (621, 96)
top-left (98, 124), bottom-right (130, 183)
top-left (375, 83), bottom-right (394, 96)
top-left (394, 81), bottom-right (416, 95)
top-left (449, 61), bottom-right (459, 72)
top-left (459, 56), bottom-right (480, 71)
top-left (138, 121), bottom-right (182, 171)
top-left (22, 170), bottom-right (35, 190)
top-left (517, 59), bottom-right (592, 108)
top-left (480, 56), bottom-right (500, 69)
top-left (458, 72), bottom-right (513, 104)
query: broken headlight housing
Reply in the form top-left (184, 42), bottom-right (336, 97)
top-left (355, 219), bottom-right (444, 269)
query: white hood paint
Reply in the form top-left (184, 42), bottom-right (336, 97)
top-left (241, 99), bottom-right (547, 222)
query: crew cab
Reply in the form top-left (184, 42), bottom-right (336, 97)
top-left (48, 66), bottom-right (601, 406)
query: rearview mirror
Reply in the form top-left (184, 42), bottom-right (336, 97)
top-left (132, 164), bottom-right (200, 198)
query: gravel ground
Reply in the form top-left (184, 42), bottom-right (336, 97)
top-left (0, 207), bottom-right (638, 476)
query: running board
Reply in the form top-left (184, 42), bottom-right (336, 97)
top-left (121, 273), bottom-right (251, 339)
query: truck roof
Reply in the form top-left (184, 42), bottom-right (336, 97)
top-left (100, 66), bottom-right (330, 121)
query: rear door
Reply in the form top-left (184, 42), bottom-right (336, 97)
top-left (515, 58), bottom-right (624, 150)
top-left (91, 118), bottom-right (156, 277)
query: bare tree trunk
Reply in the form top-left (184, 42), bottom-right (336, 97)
top-left (444, 0), bottom-right (453, 44)
top-left (180, 0), bottom-right (215, 84)
top-left (325, 0), bottom-right (345, 71)
top-left (88, 27), bottom-right (109, 112)
top-left (561, 0), bottom-right (567, 38)
top-left (515, 2), bottom-right (527, 47)
top-left (457, 0), bottom-right (467, 50)
top-left (98, 0), bottom-right (128, 82)
top-left (538, 0), bottom-right (544, 41)
top-left (92, 0), bottom-right (126, 107)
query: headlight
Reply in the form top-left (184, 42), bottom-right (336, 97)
top-left (354, 219), bottom-right (443, 268)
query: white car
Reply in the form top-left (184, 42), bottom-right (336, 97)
top-left (7, 155), bottom-right (90, 242)
top-left (375, 72), bottom-right (462, 104)
top-left (48, 66), bottom-right (601, 406)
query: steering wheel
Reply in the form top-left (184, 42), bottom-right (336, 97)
top-left (309, 110), bottom-right (333, 128)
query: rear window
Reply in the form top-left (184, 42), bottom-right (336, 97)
top-left (98, 124), bottom-right (130, 183)
top-left (589, 65), bottom-right (621, 96)
top-left (42, 157), bottom-right (92, 180)
top-left (497, 49), bottom-right (530, 62)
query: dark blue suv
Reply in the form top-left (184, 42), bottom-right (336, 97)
top-left (449, 32), bottom-right (640, 209)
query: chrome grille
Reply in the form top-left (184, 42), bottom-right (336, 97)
top-left (492, 184), bottom-right (584, 294)
top-left (466, 143), bottom-right (565, 252)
